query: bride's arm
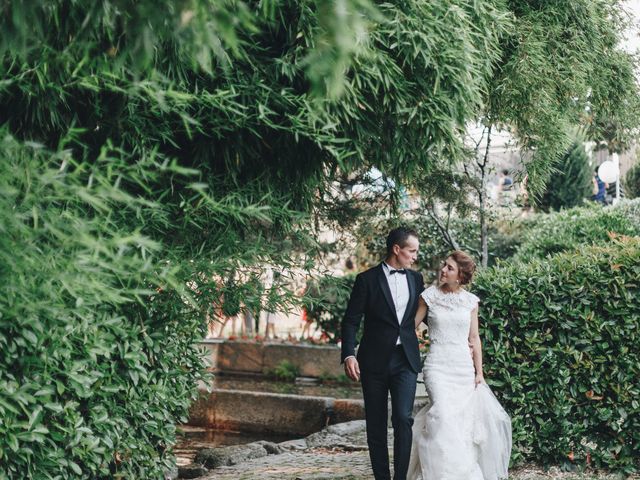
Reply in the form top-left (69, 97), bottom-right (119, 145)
top-left (414, 296), bottom-right (428, 329)
top-left (468, 306), bottom-right (485, 385)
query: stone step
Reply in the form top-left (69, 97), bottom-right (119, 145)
top-left (188, 388), bottom-right (366, 437)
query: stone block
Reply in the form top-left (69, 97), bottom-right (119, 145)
top-left (278, 438), bottom-right (307, 450)
top-left (332, 399), bottom-right (365, 425)
top-left (217, 341), bottom-right (264, 374)
top-left (177, 463), bottom-right (208, 479)
top-left (253, 440), bottom-right (284, 455)
top-left (304, 431), bottom-right (345, 448)
top-left (188, 389), bottom-right (334, 437)
top-left (325, 420), bottom-right (366, 436)
top-left (263, 343), bottom-right (343, 378)
top-left (194, 443), bottom-right (268, 469)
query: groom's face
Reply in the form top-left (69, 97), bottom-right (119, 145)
top-left (394, 235), bottom-right (419, 269)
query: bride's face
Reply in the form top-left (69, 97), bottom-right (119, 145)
top-left (439, 257), bottom-right (461, 287)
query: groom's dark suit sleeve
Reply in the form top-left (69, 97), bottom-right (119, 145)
top-left (341, 272), bottom-right (367, 363)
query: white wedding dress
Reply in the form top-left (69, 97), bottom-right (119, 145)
top-left (407, 286), bottom-right (512, 480)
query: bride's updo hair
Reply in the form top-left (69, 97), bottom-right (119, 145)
top-left (448, 250), bottom-right (476, 285)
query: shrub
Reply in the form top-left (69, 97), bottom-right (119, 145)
top-left (512, 199), bottom-right (640, 262)
top-left (614, 197), bottom-right (640, 225)
top-left (487, 213), bottom-right (541, 264)
top-left (0, 138), bottom-right (211, 478)
top-left (266, 360), bottom-right (300, 382)
top-left (624, 162), bottom-right (640, 199)
top-left (537, 141), bottom-right (594, 212)
top-left (474, 237), bottom-right (640, 473)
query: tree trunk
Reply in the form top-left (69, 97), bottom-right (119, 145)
top-left (478, 125), bottom-right (491, 268)
top-left (427, 204), bottom-right (461, 251)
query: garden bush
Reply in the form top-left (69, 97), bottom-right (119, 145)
top-left (624, 162), bottom-right (640, 199)
top-left (474, 237), bottom-right (640, 473)
top-left (614, 197), bottom-right (640, 225)
top-left (537, 141), bottom-right (593, 212)
top-left (0, 137), bottom-right (210, 479)
top-left (512, 199), bottom-right (640, 262)
top-left (487, 213), bottom-right (541, 264)
top-left (266, 360), bottom-right (300, 382)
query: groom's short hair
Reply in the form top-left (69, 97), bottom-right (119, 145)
top-left (386, 227), bottom-right (419, 257)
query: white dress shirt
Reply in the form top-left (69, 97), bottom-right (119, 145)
top-left (382, 262), bottom-right (410, 345)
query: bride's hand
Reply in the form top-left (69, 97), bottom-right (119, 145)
top-left (474, 373), bottom-right (485, 387)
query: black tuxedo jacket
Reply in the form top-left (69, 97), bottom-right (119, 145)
top-left (340, 263), bottom-right (425, 374)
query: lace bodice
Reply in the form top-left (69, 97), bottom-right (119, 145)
top-left (420, 286), bottom-right (479, 345)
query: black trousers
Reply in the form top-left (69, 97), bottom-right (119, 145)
top-left (360, 345), bottom-right (418, 480)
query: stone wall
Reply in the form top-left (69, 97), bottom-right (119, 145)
top-left (200, 340), bottom-right (344, 378)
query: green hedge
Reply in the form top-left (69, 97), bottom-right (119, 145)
top-left (537, 141), bottom-right (593, 212)
top-left (0, 137), bottom-right (208, 478)
top-left (511, 199), bottom-right (640, 262)
top-left (624, 162), bottom-right (640, 199)
top-left (474, 237), bottom-right (640, 472)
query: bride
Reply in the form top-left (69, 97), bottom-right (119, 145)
top-left (408, 251), bottom-right (511, 480)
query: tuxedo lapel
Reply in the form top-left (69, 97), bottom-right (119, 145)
top-left (376, 264), bottom-right (396, 320)
top-left (400, 271), bottom-right (416, 326)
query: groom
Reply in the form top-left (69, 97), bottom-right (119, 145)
top-left (341, 227), bottom-right (424, 480)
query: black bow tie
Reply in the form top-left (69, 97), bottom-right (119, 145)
top-left (389, 269), bottom-right (406, 275)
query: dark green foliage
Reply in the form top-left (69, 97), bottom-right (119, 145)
top-left (486, 215), bottom-right (539, 264)
top-left (266, 360), bottom-right (300, 382)
top-left (624, 162), bottom-right (640, 199)
top-left (512, 199), bottom-right (640, 262)
top-left (483, 199), bottom-right (640, 265)
top-left (486, 1), bottom-right (640, 192)
top-left (474, 237), bottom-right (640, 473)
top-left (0, 127), bottom-right (312, 477)
top-left (303, 274), bottom-right (356, 343)
top-left (0, 0), bottom-right (511, 203)
top-left (538, 142), bottom-right (593, 212)
top-left (0, 137), bottom-right (209, 478)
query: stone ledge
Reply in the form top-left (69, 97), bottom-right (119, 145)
top-left (188, 388), bottom-right (365, 437)
top-left (199, 340), bottom-right (343, 379)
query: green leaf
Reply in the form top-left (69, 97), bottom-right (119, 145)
top-left (68, 461), bottom-right (82, 475)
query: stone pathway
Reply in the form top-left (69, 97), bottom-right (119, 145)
top-left (199, 451), bottom-right (633, 480)
top-left (190, 421), bottom-right (636, 480)
top-left (201, 449), bottom-right (372, 479)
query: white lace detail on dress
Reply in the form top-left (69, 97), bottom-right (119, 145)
top-left (420, 286), bottom-right (479, 345)
top-left (420, 285), bottom-right (479, 311)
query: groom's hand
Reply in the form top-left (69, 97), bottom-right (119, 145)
top-left (344, 357), bottom-right (360, 382)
